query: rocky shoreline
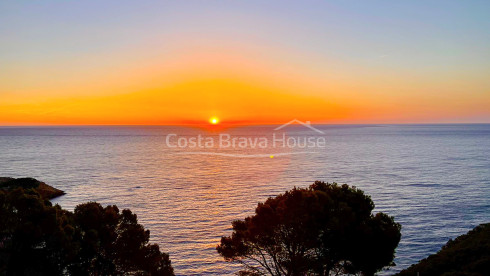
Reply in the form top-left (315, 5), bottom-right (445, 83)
top-left (0, 177), bottom-right (65, 199)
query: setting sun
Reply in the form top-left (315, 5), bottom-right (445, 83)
top-left (209, 117), bottom-right (219, 125)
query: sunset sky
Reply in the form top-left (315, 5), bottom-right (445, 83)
top-left (1, 1), bottom-right (489, 125)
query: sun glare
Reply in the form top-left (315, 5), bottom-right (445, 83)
top-left (209, 117), bottom-right (219, 125)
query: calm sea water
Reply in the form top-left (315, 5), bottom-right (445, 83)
top-left (1, 124), bottom-right (489, 275)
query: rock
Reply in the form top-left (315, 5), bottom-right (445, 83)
top-left (0, 177), bottom-right (65, 199)
top-left (395, 223), bottom-right (490, 276)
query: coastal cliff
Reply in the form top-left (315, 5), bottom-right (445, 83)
top-left (0, 177), bottom-right (65, 199)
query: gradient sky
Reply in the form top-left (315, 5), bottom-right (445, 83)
top-left (1, 0), bottom-right (489, 125)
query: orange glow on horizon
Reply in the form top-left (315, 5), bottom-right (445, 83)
top-left (0, 46), bottom-right (488, 125)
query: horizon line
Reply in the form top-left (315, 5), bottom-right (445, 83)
top-left (1, 122), bottom-right (489, 128)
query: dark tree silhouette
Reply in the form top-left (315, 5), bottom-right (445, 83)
top-left (217, 181), bottom-right (401, 276)
top-left (0, 188), bottom-right (72, 275)
top-left (71, 202), bottom-right (174, 275)
top-left (0, 188), bottom-right (174, 276)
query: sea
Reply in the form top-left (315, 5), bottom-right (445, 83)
top-left (1, 124), bottom-right (489, 275)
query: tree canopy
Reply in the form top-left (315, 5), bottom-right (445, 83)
top-left (217, 181), bottom-right (401, 276)
top-left (0, 187), bottom-right (174, 275)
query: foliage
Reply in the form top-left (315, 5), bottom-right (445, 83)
top-left (0, 177), bottom-right (40, 189)
top-left (217, 181), bottom-right (401, 276)
top-left (0, 188), bottom-right (174, 276)
top-left (396, 223), bottom-right (490, 276)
